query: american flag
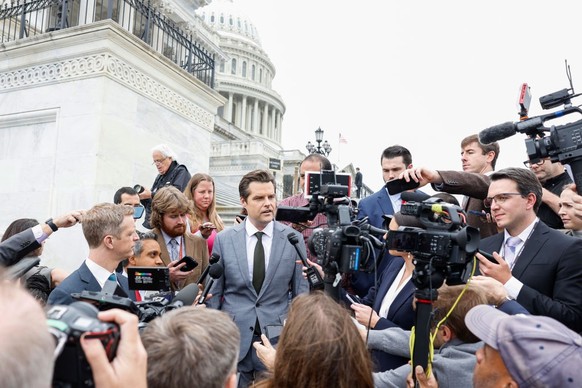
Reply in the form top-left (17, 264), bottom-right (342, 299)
top-left (339, 133), bottom-right (348, 144)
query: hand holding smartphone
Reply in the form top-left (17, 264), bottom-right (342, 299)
top-left (175, 256), bottom-right (199, 272)
top-left (346, 293), bottom-right (362, 304)
top-left (385, 178), bottom-right (420, 195)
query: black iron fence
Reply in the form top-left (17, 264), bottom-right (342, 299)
top-left (0, 0), bottom-right (215, 87)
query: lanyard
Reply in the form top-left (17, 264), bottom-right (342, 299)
top-left (503, 221), bottom-right (538, 271)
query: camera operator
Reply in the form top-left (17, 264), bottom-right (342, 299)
top-left (0, 210), bottom-right (82, 267)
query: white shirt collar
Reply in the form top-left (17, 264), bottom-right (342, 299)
top-left (85, 257), bottom-right (116, 288)
top-left (245, 220), bottom-right (274, 238)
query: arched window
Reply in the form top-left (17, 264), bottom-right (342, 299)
top-left (219, 61), bottom-right (225, 73)
top-left (237, 18), bottom-right (241, 28)
top-left (229, 16), bottom-right (233, 26)
top-left (259, 68), bottom-right (263, 83)
top-left (242, 61), bottom-right (247, 77)
top-left (210, 14), bottom-right (215, 23)
top-left (220, 14), bottom-right (224, 24)
top-left (251, 64), bottom-right (256, 80)
top-left (231, 58), bottom-right (237, 75)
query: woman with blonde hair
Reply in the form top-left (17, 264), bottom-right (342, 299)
top-left (254, 291), bottom-right (374, 388)
top-left (184, 173), bottom-right (225, 253)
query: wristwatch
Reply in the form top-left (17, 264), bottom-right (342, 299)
top-left (45, 218), bottom-right (59, 232)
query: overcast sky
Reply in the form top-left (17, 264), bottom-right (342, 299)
top-left (236, 0), bottom-right (582, 190)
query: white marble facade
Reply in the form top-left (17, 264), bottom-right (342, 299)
top-left (0, 21), bottom-right (224, 271)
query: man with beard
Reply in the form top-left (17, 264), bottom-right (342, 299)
top-left (207, 169), bottom-right (308, 387)
top-left (150, 186), bottom-right (209, 292)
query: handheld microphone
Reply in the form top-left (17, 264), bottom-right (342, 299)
top-left (478, 122), bottom-right (517, 144)
top-left (168, 283), bottom-right (200, 309)
top-left (287, 232), bottom-right (324, 290)
top-left (197, 262), bottom-right (223, 304)
top-left (196, 253), bottom-right (220, 284)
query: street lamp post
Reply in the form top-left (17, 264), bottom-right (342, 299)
top-left (305, 127), bottom-right (332, 156)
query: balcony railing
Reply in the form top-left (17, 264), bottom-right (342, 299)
top-left (0, 0), bottom-right (215, 87)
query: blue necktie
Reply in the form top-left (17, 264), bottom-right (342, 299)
top-left (102, 273), bottom-right (118, 294)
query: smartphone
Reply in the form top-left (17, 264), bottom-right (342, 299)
top-left (176, 256), bottom-right (199, 272)
top-left (385, 178), bottom-right (420, 195)
top-left (478, 250), bottom-right (498, 264)
top-left (345, 293), bottom-right (362, 304)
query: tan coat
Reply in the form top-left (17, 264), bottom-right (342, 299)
top-left (153, 228), bottom-right (209, 291)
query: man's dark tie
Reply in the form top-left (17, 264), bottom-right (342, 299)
top-left (253, 232), bottom-right (265, 293)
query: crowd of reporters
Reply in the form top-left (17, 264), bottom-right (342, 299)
top-left (2, 139), bottom-right (582, 388)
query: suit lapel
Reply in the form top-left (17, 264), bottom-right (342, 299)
top-left (233, 223), bottom-right (254, 292)
top-left (373, 259), bottom-right (404, 312)
top-left (511, 223), bottom-right (547, 278)
top-left (386, 281), bottom-right (415, 320)
top-left (377, 190), bottom-right (394, 217)
top-left (259, 224), bottom-right (284, 297)
top-left (154, 228), bottom-right (172, 266)
top-left (79, 262), bottom-right (101, 291)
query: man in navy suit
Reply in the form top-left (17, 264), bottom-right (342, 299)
top-left (476, 167), bottom-right (582, 332)
top-left (47, 203), bottom-right (139, 306)
top-left (352, 145), bottom-right (415, 297)
top-left (207, 169), bottom-right (308, 387)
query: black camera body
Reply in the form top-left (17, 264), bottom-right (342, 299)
top-left (48, 302), bottom-right (120, 387)
top-left (386, 198), bottom-right (480, 286)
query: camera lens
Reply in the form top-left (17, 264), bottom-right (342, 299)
top-left (133, 184), bottom-right (145, 194)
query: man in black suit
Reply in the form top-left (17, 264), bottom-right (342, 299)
top-left (476, 167), bottom-right (582, 332)
top-left (47, 203), bottom-right (139, 305)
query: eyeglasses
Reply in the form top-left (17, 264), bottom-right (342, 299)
top-left (523, 159), bottom-right (545, 168)
top-left (484, 193), bottom-right (524, 208)
top-left (152, 157), bottom-right (168, 165)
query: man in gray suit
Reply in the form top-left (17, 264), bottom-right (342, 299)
top-left (207, 169), bottom-right (308, 387)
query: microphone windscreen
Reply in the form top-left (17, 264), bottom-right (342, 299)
top-left (173, 283), bottom-right (199, 306)
top-left (208, 263), bottom-right (224, 280)
top-left (478, 122), bottom-right (516, 144)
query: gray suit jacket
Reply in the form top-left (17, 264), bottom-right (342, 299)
top-left (207, 220), bottom-right (309, 361)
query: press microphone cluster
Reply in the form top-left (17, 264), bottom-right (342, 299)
top-left (197, 262), bottom-right (224, 305)
top-left (196, 253), bottom-right (220, 284)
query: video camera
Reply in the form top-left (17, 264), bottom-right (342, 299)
top-left (385, 197), bottom-right (479, 379)
top-left (48, 301), bottom-right (120, 387)
top-left (387, 197), bottom-right (480, 286)
top-left (478, 60), bottom-right (582, 194)
top-left (276, 169), bottom-right (386, 300)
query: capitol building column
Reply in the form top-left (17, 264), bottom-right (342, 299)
top-left (262, 102), bottom-right (269, 136)
top-left (227, 92), bottom-right (234, 122)
top-left (241, 95), bottom-right (247, 131)
top-left (253, 98), bottom-right (259, 134)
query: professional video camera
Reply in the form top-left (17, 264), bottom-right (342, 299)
top-left (385, 197), bottom-right (479, 379)
top-left (479, 60), bottom-right (582, 194)
top-left (276, 170), bottom-right (387, 300)
top-left (387, 197), bottom-right (480, 285)
top-left (48, 301), bottom-right (120, 387)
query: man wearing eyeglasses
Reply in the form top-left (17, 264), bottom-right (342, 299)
top-left (523, 158), bottom-right (572, 229)
top-left (476, 167), bottom-right (582, 332)
top-left (137, 144), bottom-right (191, 229)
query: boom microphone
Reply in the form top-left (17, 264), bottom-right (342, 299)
top-left (196, 252), bottom-right (220, 285)
top-left (197, 262), bottom-right (223, 304)
top-left (478, 122), bottom-right (517, 144)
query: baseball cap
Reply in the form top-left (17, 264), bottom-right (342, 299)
top-left (465, 305), bottom-right (582, 387)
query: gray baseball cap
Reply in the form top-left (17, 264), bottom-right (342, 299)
top-left (465, 305), bottom-right (582, 387)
